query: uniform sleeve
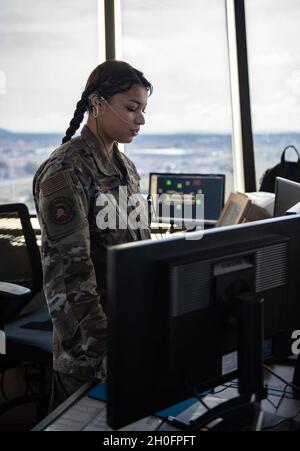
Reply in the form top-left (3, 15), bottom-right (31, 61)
top-left (35, 167), bottom-right (107, 372)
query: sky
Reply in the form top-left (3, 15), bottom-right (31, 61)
top-left (0, 0), bottom-right (300, 134)
top-left (0, 0), bottom-right (99, 134)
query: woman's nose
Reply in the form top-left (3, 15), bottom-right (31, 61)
top-left (136, 111), bottom-right (145, 125)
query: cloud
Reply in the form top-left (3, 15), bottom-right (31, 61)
top-left (0, 0), bottom-right (99, 133)
top-left (0, 70), bottom-right (6, 94)
top-left (252, 53), bottom-right (293, 67)
top-left (286, 70), bottom-right (300, 95)
top-left (252, 99), bottom-right (300, 132)
top-left (2, 0), bottom-right (300, 134)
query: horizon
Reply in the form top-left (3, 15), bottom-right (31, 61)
top-left (1, 126), bottom-right (300, 137)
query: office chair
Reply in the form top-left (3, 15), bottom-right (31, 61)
top-left (0, 203), bottom-right (42, 297)
top-left (0, 204), bottom-right (52, 427)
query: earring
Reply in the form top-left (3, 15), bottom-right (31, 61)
top-left (92, 104), bottom-right (99, 119)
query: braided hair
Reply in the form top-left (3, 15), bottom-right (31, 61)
top-left (61, 60), bottom-right (153, 144)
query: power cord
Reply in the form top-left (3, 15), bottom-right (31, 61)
top-left (228, 380), bottom-right (295, 399)
top-left (192, 386), bottom-right (210, 411)
top-left (275, 383), bottom-right (289, 413)
top-left (264, 364), bottom-right (300, 392)
top-left (211, 384), bottom-right (233, 396)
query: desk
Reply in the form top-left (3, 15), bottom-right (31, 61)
top-left (33, 363), bottom-right (300, 431)
top-left (150, 220), bottom-right (216, 240)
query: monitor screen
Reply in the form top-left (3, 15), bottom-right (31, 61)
top-left (274, 177), bottom-right (300, 216)
top-left (107, 215), bottom-right (300, 429)
top-left (149, 173), bottom-right (225, 223)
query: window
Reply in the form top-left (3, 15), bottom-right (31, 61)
top-left (246, 0), bottom-right (300, 188)
top-left (0, 0), bottom-right (100, 211)
top-left (119, 0), bottom-right (234, 199)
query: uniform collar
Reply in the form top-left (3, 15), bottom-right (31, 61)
top-left (81, 124), bottom-right (120, 177)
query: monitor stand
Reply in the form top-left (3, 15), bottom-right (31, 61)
top-left (185, 292), bottom-right (267, 431)
top-left (236, 292), bottom-right (266, 399)
top-left (160, 293), bottom-right (300, 431)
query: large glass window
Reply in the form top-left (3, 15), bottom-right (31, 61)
top-left (246, 0), bottom-right (300, 188)
top-left (0, 0), bottom-right (100, 211)
top-left (120, 0), bottom-right (234, 199)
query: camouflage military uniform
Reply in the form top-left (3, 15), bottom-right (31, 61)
top-left (33, 124), bottom-right (151, 382)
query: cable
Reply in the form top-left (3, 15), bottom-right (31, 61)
top-left (264, 364), bottom-right (300, 392)
top-left (192, 386), bottom-right (210, 411)
top-left (94, 114), bottom-right (160, 241)
top-left (212, 385), bottom-right (233, 395)
top-left (94, 116), bottom-right (120, 177)
top-left (155, 415), bottom-right (190, 431)
top-left (263, 383), bottom-right (294, 397)
top-left (227, 379), bottom-right (295, 411)
top-left (265, 397), bottom-right (278, 411)
top-left (154, 418), bottom-right (166, 431)
top-left (94, 115), bottom-right (156, 240)
top-left (228, 380), bottom-right (294, 399)
top-left (234, 380), bottom-right (294, 396)
top-left (275, 383), bottom-right (289, 413)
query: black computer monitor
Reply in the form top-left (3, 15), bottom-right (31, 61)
top-left (107, 215), bottom-right (300, 429)
top-left (274, 177), bottom-right (300, 216)
top-left (149, 173), bottom-right (225, 224)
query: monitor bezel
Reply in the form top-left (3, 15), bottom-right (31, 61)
top-left (148, 172), bottom-right (226, 222)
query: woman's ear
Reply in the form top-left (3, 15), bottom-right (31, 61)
top-left (88, 93), bottom-right (109, 118)
top-left (88, 92), bottom-right (100, 109)
top-left (99, 96), bottom-right (109, 114)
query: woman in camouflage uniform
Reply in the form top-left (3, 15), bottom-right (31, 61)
top-left (33, 60), bottom-right (153, 411)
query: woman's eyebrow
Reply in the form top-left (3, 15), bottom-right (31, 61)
top-left (127, 99), bottom-right (147, 107)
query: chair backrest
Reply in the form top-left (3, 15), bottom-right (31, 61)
top-left (0, 281), bottom-right (31, 329)
top-left (0, 203), bottom-right (43, 296)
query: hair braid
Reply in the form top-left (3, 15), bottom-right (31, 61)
top-left (61, 90), bottom-right (89, 144)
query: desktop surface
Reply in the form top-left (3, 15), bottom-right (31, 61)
top-left (33, 363), bottom-right (300, 431)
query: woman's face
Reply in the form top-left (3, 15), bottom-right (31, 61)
top-left (100, 84), bottom-right (148, 144)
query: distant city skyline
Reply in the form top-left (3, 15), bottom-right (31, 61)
top-left (0, 0), bottom-right (300, 134)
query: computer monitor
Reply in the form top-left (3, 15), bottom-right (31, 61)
top-left (107, 215), bottom-right (300, 429)
top-left (149, 173), bottom-right (225, 224)
top-left (274, 177), bottom-right (300, 217)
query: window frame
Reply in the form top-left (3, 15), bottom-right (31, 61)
top-left (102, 0), bottom-right (257, 193)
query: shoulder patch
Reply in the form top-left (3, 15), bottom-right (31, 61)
top-left (38, 171), bottom-right (85, 240)
top-left (41, 172), bottom-right (69, 197)
top-left (48, 197), bottom-right (75, 225)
